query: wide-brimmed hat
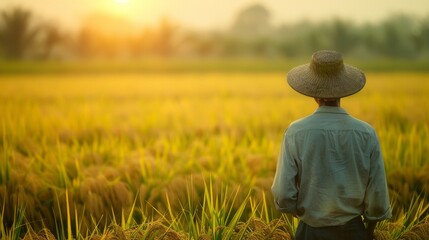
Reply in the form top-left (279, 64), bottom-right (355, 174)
top-left (287, 50), bottom-right (366, 98)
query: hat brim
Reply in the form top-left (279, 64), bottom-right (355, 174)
top-left (287, 63), bottom-right (366, 98)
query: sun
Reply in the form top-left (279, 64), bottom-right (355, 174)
top-left (113, 0), bottom-right (129, 4)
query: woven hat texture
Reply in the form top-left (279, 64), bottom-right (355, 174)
top-left (287, 50), bottom-right (366, 98)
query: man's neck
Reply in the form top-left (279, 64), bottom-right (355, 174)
top-left (316, 98), bottom-right (341, 107)
top-left (319, 101), bottom-right (340, 107)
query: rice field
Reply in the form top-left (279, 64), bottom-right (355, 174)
top-left (1, 72), bottom-right (429, 239)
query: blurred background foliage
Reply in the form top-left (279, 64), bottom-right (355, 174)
top-left (1, 4), bottom-right (429, 61)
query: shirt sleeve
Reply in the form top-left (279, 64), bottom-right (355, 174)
top-left (271, 131), bottom-right (299, 214)
top-left (363, 131), bottom-right (392, 221)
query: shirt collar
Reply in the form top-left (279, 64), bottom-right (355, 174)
top-left (314, 106), bottom-right (349, 115)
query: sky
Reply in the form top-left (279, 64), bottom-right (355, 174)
top-left (1, 0), bottom-right (429, 31)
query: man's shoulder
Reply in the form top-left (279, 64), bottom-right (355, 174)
top-left (286, 113), bottom-right (376, 134)
top-left (286, 115), bottom-right (315, 134)
top-left (288, 115), bottom-right (312, 127)
top-left (347, 115), bottom-right (376, 133)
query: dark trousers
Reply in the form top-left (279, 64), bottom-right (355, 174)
top-left (295, 216), bottom-right (366, 240)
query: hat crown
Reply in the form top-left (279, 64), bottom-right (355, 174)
top-left (287, 50), bottom-right (366, 98)
top-left (310, 50), bottom-right (344, 74)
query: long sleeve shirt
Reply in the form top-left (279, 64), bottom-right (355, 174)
top-left (271, 106), bottom-right (391, 227)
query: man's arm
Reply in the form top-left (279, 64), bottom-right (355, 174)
top-left (363, 132), bottom-right (391, 233)
top-left (271, 132), bottom-right (299, 214)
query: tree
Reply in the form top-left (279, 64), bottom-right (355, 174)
top-left (39, 24), bottom-right (63, 59)
top-left (329, 18), bottom-right (358, 54)
top-left (75, 13), bottom-right (138, 58)
top-left (380, 14), bottom-right (418, 58)
top-left (231, 4), bottom-right (271, 37)
top-left (154, 18), bottom-right (177, 57)
top-left (416, 16), bottom-right (429, 53)
top-left (0, 7), bottom-right (40, 59)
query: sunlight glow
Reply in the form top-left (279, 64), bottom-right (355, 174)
top-left (114, 0), bottom-right (129, 4)
top-left (102, 0), bottom-right (140, 20)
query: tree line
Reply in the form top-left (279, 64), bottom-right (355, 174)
top-left (1, 4), bottom-right (429, 60)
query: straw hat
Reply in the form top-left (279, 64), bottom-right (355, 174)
top-left (287, 50), bottom-right (366, 98)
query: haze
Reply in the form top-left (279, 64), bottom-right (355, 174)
top-left (1, 0), bottom-right (429, 31)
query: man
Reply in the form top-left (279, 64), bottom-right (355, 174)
top-left (271, 50), bottom-right (391, 240)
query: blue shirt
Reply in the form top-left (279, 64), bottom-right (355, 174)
top-left (271, 106), bottom-right (391, 227)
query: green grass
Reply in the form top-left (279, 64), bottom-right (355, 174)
top-left (0, 72), bottom-right (429, 239)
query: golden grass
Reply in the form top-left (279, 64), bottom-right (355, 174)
top-left (1, 72), bottom-right (429, 239)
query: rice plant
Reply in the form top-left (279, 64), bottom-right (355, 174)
top-left (0, 72), bottom-right (428, 239)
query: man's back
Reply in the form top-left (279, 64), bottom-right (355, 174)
top-left (283, 106), bottom-right (390, 227)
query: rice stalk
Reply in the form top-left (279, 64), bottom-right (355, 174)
top-left (65, 190), bottom-right (72, 240)
top-left (0, 125), bottom-right (11, 185)
top-left (403, 196), bottom-right (429, 231)
top-left (6, 207), bottom-right (26, 240)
